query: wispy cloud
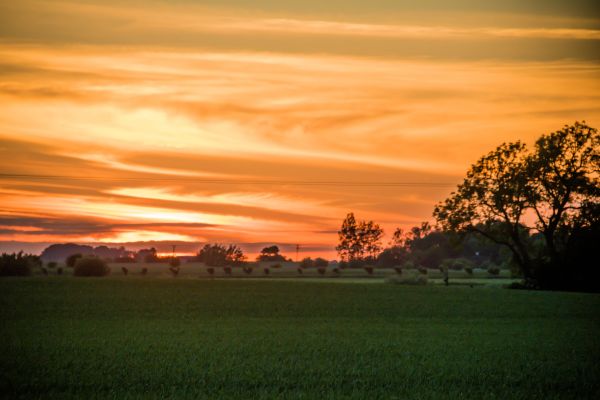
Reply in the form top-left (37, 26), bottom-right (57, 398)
top-left (1, 1), bottom-right (599, 256)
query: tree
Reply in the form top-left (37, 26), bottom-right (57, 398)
top-left (66, 253), bottom-right (83, 268)
top-left (336, 213), bottom-right (384, 261)
top-left (434, 122), bottom-right (599, 289)
top-left (336, 213), bottom-right (359, 261)
top-left (434, 141), bottom-right (533, 277)
top-left (137, 248), bottom-right (159, 263)
top-left (525, 122), bottom-right (599, 268)
top-left (359, 220), bottom-right (384, 260)
top-left (257, 245), bottom-right (286, 262)
top-left (196, 244), bottom-right (246, 266)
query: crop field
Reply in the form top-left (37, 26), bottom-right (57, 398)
top-left (1, 278), bottom-right (598, 399)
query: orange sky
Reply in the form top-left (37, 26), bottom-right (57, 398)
top-left (1, 1), bottom-right (599, 258)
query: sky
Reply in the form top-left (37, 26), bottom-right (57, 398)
top-left (1, 0), bottom-right (599, 258)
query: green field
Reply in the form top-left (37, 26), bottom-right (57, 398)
top-left (1, 278), bottom-right (599, 399)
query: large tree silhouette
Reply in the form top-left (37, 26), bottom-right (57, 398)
top-left (434, 122), bottom-right (599, 285)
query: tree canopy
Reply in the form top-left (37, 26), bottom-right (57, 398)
top-left (434, 122), bottom-right (599, 289)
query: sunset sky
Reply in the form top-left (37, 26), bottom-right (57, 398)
top-left (1, 0), bottom-right (599, 258)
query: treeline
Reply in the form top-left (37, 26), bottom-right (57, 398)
top-left (335, 216), bottom-right (511, 274)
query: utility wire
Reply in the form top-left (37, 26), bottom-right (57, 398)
top-left (0, 173), bottom-right (456, 187)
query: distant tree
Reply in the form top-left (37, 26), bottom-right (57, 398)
top-left (66, 253), bottom-right (83, 268)
top-left (388, 228), bottom-right (406, 248)
top-left (0, 252), bottom-right (35, 276)
top-left (299, 257), bottom-right (314, 268)
top-left (196, 244), bottom-right (246, 266)
top-left (73, 256), bottom-right (110, 277)
top-left (314, 258), bottom-right (329, 268)
top-left (336, 213), bottom-right (359, 261)
top-left (257, 245), bottom-right (286, 262)
top-left (137, 248), bottom-right (159, 263)
top-left (359, 220), bottom-right (384, 259)
top-left (336, 213), bottom-right (384, 261)
top-left (376, 246), bottom-right (408, 268)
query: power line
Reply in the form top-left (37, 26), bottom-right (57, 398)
top-left (0, 173), bottom-right (456, 187)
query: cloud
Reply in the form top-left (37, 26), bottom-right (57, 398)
top-left (1, 1), bottom-right (599, 257)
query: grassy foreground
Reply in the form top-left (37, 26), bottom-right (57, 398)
top-left (1, 278), bottom-right (599, 399)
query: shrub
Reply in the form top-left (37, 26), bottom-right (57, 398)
top-left (299, 257), bottom-right (314, 269)
top-left (169, 257), bottom-right (181, 268)
top-left (66, 253), bottom-right (83, 268)
top-left (440, 258), bottom-right (475, 272)
top-left (364, 266), bottom-right (374, 275)
top-left (47, 261), bottom-right (57, 269)
top-left (57, 267), bottom-right (63, 275)
top-left (394, 267), bottom-right (402, 274)
top-left (348, 259), bottom-right (364, 269)
top-left (141, 268), bottom-right (148, 275)
top-left (488, 267), bottom-right (500, 276)
top-left (297, 267), bottom-right (303, 274)
top-left (271, 263), bottom-right (282, 269)
top-left (317, 267), bottom-right (326, 275)
top-left (121, 267), bottom-right (128, 276)
top-left (169, 266), bottom-right (180, 277)
top-left (418, 267), bottom-right (428, 275)
top-left (386, 271), bottom-right (428, 285)
top-left (264, 268), bottom-right (270, 275)
top-left (73, 256), bottom-right (110, 277)
top-left (207, 267), bottom-right (214, 276)
top-left (0, 252), bottom-right (35, 276)
top-left (224, 266), bottom-right (232, 275)
top-left (464, 267), bottom-right (473, 275)
top-left (338, 261), bottom-right (349, 269)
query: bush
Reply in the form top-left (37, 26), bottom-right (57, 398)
top-left (440, 258), bottom-right (474, 272)
top-left (386, 271), bottom-right (428, 285)
top-left (271, 263), bottom-right (282, 269)
top-left (488, 267), bottom-right (500, 276)
top-left (464, 267), bottom-right (473, 275)
top-left (66, 253), bottom-right (83, 268)
top-left (0, 252), bottom-right (34, 276)
top-left (317, 267), bottom-right (327, 275)
top-left (47, 261), bottom-right (57, 269)
top-left (418, 267), bottom-right (428, 275)
top-left (169, 257), bottom-right (181, 268)
top-left (73, 256), bottom-right (110, 277)
top-left (364, 266), bottom-right (374, 275)
top-left (338, 261), bottom-right (348, 269)
top-left (299, 257), bottom-right (314, 268)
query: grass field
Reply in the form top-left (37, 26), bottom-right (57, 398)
top-left (1, 278), bottom-right (599, 399)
